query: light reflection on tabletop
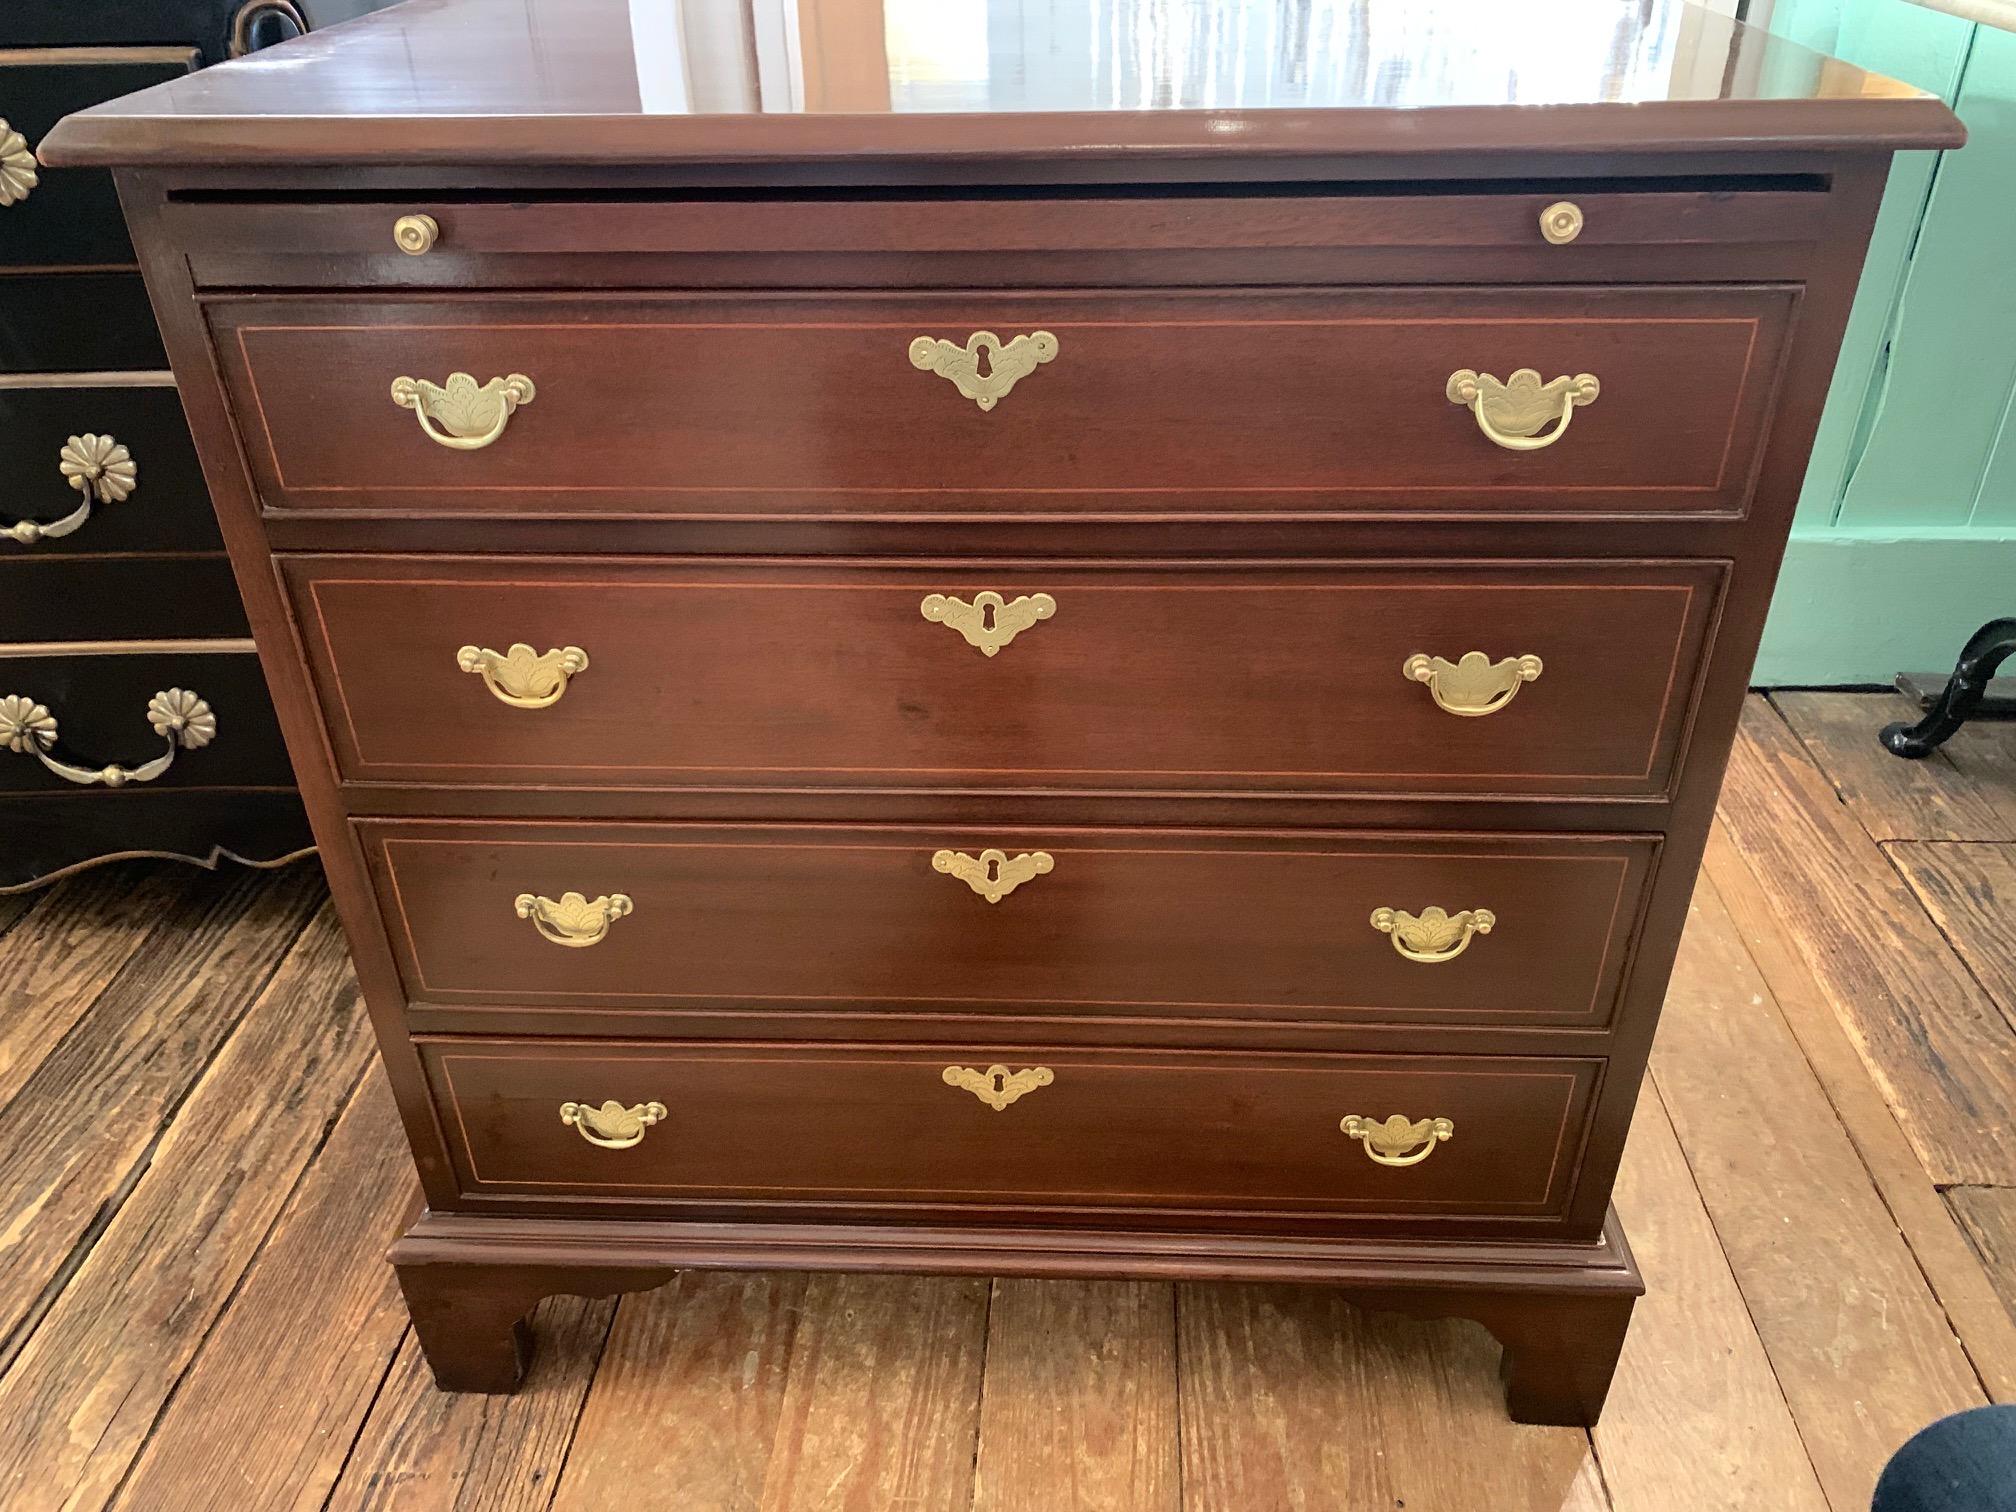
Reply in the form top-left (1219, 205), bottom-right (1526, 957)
top-left (57, 0), bottom-right (1928, 121)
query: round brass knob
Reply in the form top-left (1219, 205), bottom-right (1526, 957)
top-left (392, 213), bottom-right (440, 255)
top-left (1539, 201), bottom-right (1584, 246)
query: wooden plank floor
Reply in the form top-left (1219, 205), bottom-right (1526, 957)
top-left (0, 692), bottom-right (2010, 1511)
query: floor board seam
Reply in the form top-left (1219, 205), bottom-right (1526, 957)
top-left (103, 1050), bottom-right (377, 1512)
top-left (317, 1323), bottom-right (414, 1512)
top-left (534, 1296), bottom-right (625, 1512)
top-left (1640, 1072), bottom-right (1841, 1508)
top-left (0, 889), bottom-right (322, 1379)
top-left (1874, 840), bottom-right (2016, 1038)
top-left (1699, 841), bottom-right (2011, 1405)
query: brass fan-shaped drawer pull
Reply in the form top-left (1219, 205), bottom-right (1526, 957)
top-left (559, 1099), bottom-right (666, 1149)
top-left (0, 688), bottom-right (214, 787)
top-left (1446, 368), bottom-right (1599, 451)
top-left (920, 591), bottom-right (1055, 656)
top-left (0, 118), bottom-right (37, 207)
top-left (390, 371), bottom-right (535, 450)
top-left (1371, 906), bottom-right (1495, 964)
top-left (934, 848), bottom-right (1053, 903)
top-left (515, 891), bottom-right (633, 947)
top-left (1404, 652), bottom-right (1542, 717)
top-left (5, 434), bottom-right (138, 547)
top-left (1340, 1114), bottom-right (1454, 1167)
top-left (943, 1064), bottom-right (1054, 1111)
top-left (456, 643), bottom-right (588, 708)
top-left (909, 330), bottom-right (1058, 411)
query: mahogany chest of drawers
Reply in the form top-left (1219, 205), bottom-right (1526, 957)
top-left (44, 0), bottom-right (1962, 1424)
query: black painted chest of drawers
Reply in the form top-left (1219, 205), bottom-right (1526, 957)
top-left (0, 2), bottom-right (387, 888)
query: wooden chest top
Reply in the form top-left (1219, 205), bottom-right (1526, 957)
top-left (40, 0), bottom-right (1959, 172)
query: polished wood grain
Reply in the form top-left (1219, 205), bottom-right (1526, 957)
top-left (363, 820), bottom-right (1655, 1031)
top-left (219, 287), bottom-right (1790, 520)
top-left (292, 557), bottom-right (1722, 797)
top-left (418, 1036), bottom-right (1601, 1230)
top-left (37, 0), bottom-right (1961, 168)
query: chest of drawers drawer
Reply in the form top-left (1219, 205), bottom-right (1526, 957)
top-left (420, 1035), bottom-right (1603, 1231)
top-left (0, 378), bottom-right (217, 551)
top-left (0, 49), bottom-right (196, 267)
top-left (0, 647), bottom-right (294, 792)
top-left (288, 556), bottom-right (1722, 798)
top-left (214, 284), bottom-right (1793, 521)
top-left (363, 820), bottom-right (1658, 1031)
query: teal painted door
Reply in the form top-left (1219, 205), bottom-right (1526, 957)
top-left (1752, 0), bottom-right (2016, 683)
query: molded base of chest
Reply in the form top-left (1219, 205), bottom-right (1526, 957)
top-left (389, 1203), bottom-right (1642, 1426)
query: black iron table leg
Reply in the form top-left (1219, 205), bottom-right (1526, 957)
top-left (1880, 618), bottom-right (2016, 758)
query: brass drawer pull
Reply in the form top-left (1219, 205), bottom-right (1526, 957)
top-left (0, 688), bottom-right (214, 787)
top-left (934, 848), bottom-right (1053, 903)
top-left (1404, 651), bottom-right (1543, 717)
top-left (1446, 368), bottom-right (1599, 451)
top-left (909, 330), bottom-right (1058, 411)
top-left (457, 642), bottom-right (588, 708)
top-left (1340, 1114), bottom-right (1455, 1167)
top-left (560, 1099), bottom-right (666, 1150)
top-left (392, 213), bottom-right (439, 254)
top-left (943, 1064), bottom-right (1054, 1111)
top-left (1539, 201), bottom-right (1584, 245)
top-left (920, 591), bottom-right (1055, 656)
top-left (390, 371), bottom-right (535, 450)
top-left (5, 434), bottom-right (139, 547)
top-left (1372, 906), bottom-right (1496, 964)
top-left (515, 891), bottom-right (633, 947)
top-left (0, 118), bottom-right (37, 207)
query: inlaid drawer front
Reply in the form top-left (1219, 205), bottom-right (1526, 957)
top-left (213, 285), bottom-right (1793, 519)
top-left (288, 557), bottom-right (1723, 797)
top-left (0, 650), bottom-right (294, 792)
top-left (418, 1037), bottom-right (1603, 1227)
top-left (361, 820), bottom-right (1659, 1030)
top-left (0, 50), bottom-right (198, 267)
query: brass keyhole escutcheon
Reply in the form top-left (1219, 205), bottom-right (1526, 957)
top-left (920, 591), bottom-right (1055, 656)
top-left (933, 848), bottom-right (1054, 903)
top-left (942, 1064), bottom-right (1054, 1110)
